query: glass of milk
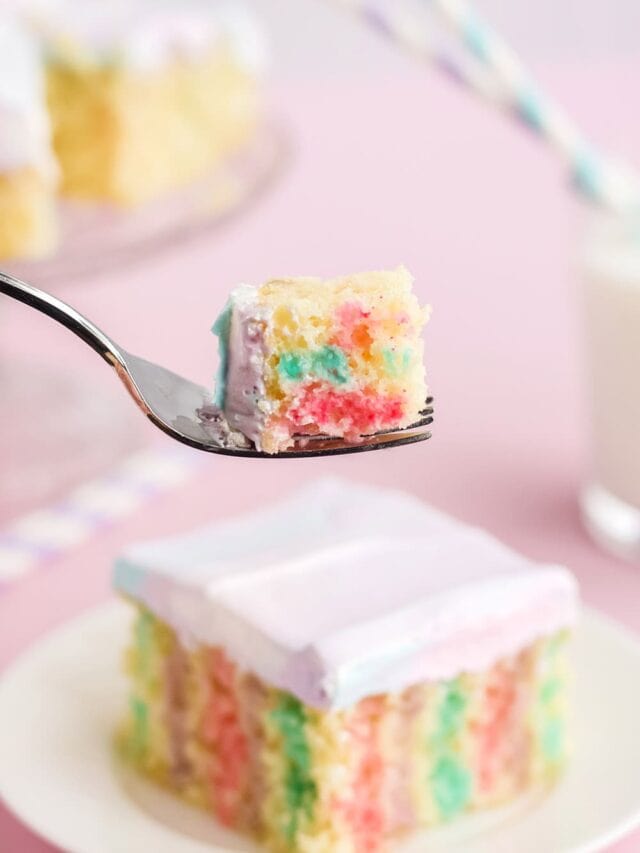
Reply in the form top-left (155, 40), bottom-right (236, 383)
top-left (580, 211), bottom-right (640, 560)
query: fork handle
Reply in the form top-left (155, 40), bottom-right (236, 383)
top-left (0, 271), bottom-right (124, 367)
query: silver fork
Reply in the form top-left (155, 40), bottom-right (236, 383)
top-left (0, 272), bottom-right (433, 458)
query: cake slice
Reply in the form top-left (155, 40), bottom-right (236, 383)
top-left (31, 0), bottom-right (266, 205)
top-left (212, 267), bottom-right (430, 453)
top-left (114, 478), bottom-right (578, 853)
top-left (0, 15), bottom-right (57, 260)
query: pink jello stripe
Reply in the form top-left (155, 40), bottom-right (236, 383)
top-left (334, 696), bottom-right (387, 853)
top-left (202, 648), bottom-right (250, 827)
top-left (236, 675), bottom-right (268, 833)
top-left (477, 664), bottom-right (518, 794)
top-left (287, 385), bottom-right (405, 438)
top-left (332, 301), bottom-right (374, 351)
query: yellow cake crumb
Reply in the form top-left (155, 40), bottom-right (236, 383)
top-left (47, 49), bottom-right (260, 206)
top-left (0, 167), bottom-right (57, 260)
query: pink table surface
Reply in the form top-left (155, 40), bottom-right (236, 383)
top-left (2, 66), bottom-right (640, 851)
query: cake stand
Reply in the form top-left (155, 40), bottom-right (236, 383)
top-left (3, 119), bottom-right (290, 290)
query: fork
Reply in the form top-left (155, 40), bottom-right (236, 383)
top-left (0, 272), bottom-right (433, 458)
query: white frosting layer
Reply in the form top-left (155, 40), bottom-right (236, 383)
top-left (223, 284), bottom-right (270, 447)
top-left (29, 0), bottom-right (268, 73)
top-left (114, 479), bottom-right (578, 709)
top-left (0, 14), bottom-right (54, 175)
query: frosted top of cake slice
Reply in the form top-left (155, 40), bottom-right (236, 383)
top-left (28, 0), bottom-right (268, 73)
top-left (114, 478), bottom-right (578, 709)
top-left (0, 14), bottom-right (55, 176)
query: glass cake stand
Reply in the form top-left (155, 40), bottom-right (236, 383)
top-left (0, 120), bottom-right (289, 523)
top-left (0, 359), bottom-right (146, 526)
top-left (3, 119), bottom-right (290, 289)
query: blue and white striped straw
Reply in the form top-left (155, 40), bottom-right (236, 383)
top-left (335, 0), bottom-right (640, 211)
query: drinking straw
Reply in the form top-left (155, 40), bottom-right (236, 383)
top-left (335, 0), bottom-right (640, 211)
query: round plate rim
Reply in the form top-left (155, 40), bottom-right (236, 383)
top-left (1, 602), bottom-right (640, 853)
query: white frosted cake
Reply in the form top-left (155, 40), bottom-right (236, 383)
top-left (0, 0), bottom-right (267, 257)
top-left (114, 479), bottom-right (577, 852)
top-left (29, 0), bottom-right (267, 205)
top-left (0, 13), bottom-right (56, 259)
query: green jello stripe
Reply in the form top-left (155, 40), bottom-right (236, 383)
top-left (536, 634), bottom-right (568, 769)
top-left (382, 348), bottom-right (399, 376)
top-left (311, 346), bottom-right (349, 384)
top-left (135, 610), bottom-right (154, 681)
top-left (429, 680), bottom-right (471, 820)
top-left (271, 694), bottom-right (317, 843)
top-left (431, 753), bottom-right (472, 819)
top-left (276, 345), bottom-right (350, 386)
top-left (129, 695), bottom-right (149, 760)
top-left (539, 677), bottom-right (561, 706)
top-left (545, 630), bottom-right (568, 660)
top-left (434, 680), bottom-right (467, 743)
top-left (278, 352), bottom-right (306, 380)
top-left (541, 717), bottom-right (564, 763)
top-left (382, 347), bottom-right (413, 377)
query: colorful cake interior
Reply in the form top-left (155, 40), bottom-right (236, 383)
top-left (212, 267), bottom-right (430, 453)
top-left (114, 479), bottom-right (578, 852)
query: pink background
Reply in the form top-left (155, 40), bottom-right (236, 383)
top-left (2, 66), bottom-right (640, 850)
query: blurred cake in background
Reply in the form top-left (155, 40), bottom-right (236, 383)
top-left (32, 0), bottom-right (267, 205)
top-left (0, 0), bottom-right (267, 260)
top-left (0, 14), bottom-right (57, 260)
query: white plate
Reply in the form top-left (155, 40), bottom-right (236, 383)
top-left (1, 602), bottom-right (639, 853)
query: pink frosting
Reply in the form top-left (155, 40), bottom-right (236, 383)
top-left (223, 286), bottom-right (270, 448)
top-left (114, 478), bottom-right (578, 709)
